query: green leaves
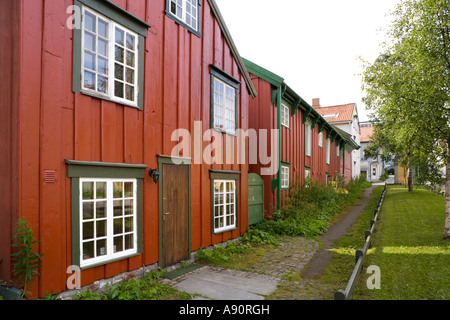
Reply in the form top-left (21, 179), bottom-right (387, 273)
top-left (11, 216), bottom-right (43, 298)
top-left (361, 0), bottom-right (450, 186)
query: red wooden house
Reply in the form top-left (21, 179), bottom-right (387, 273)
top-left (243, 59), bottom-right (360, 218)
top-left (0, 0), bottom-right (257, 298)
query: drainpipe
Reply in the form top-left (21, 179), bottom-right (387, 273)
top-left (271, 86), bottom-right (282, 210)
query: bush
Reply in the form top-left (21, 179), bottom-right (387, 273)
top-left (253, 176), bottom-right (370, 238)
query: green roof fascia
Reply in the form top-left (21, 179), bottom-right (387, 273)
top-left (241, 58), bottom-right (352, 151)
top-left (242, 58), bottom-right (284, 88)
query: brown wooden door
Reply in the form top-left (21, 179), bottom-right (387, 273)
top-left (161, 164), bottom-right (189, 267)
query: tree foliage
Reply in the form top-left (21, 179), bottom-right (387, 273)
top-left (360, 0), bottom-right (450, 238)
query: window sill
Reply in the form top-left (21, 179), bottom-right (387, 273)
top-left (79, 251), bottom-right (141, 270)
top-left (213, 226), bottom-right (238, 235)
top-left (78, 90), bottom-right (141, 110)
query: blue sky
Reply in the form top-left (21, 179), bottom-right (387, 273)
top-left (215, 0), bottom-right (400, 122)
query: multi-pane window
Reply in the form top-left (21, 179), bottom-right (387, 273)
top-left (305, 122), bottom-right (312, 157)
top-left (81, 7), bottom-right (138, 105)
top-left (281, 103), bottom-right (290, 128)
top-left (80, 178), bottom-right (137, 267)
top-left (213, 77), bottom-right (236, 133)
top-left (213, 180), bottom-right (237, 233)
top-left (281, 165), bottom-right (290, 189)
top-left (168, 0), bottom-right (199, 32)
top-left (326, 138), bottom-right (331, 164)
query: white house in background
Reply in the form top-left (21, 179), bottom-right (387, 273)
top-left (313, 98), bottom-right (361, 179)
top-left (359, 122), bottom-right (385, 181)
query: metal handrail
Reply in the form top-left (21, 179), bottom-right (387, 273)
top-left (334, 183), bottom-right (387, 300)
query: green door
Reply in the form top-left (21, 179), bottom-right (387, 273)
top-left (248, 173), bottom-right (264, 225)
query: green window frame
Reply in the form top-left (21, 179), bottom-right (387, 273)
top-left (66, 160), bottom-right (148, 270)
top-left (210, 170), bottom-right (240, 234)
top-left (72, 0), bottom-right (150, 110)
top-left (210, 65), bottom-right (240, 136)
top-left (165, 0), bottom-right (202, 37)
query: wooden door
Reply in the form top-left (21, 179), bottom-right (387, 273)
top-left (161, 164), bottom-right (189, 267)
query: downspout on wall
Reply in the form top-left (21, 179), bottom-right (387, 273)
top-left (271, 86), bottom-right (283, 210)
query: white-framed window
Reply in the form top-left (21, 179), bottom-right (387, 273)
top-left (79, 178), bottom-right (137, 268)
top-left (318, 131), bottom-right (323, 148)
top-left (167, 0), bottom-right (200, 33)
top-left (213, 77), bottom-right (237, 134)
top-left (281, 103), bottom-right (290, 128)
top-left (326, 138), bottom-right (331, 164)
top-left (81, 6), bottom-right (139, 106)
top-left (281, 165), bottom-right (290, 189)
top-left (213, 180), bottom-right (237, 233)
top-left (305, 121), bottom-right (312, 157)
top-left (337, 144), bottom-right (340, 157)
top-left (305, 167), bottom-right (311, 180)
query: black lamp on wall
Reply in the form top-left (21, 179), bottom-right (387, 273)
top-left (149, 169), bottom-right (160, 184)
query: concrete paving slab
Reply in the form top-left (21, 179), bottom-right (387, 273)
top-left (173, 267), bottom-right (279, 300)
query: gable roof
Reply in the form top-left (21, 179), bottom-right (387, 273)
top-left (332, 125), bottom-right (360, 151)
top-left (208, 0), bottom-right (257, 98)
top-left (314, 103), bottom-right (356, 123)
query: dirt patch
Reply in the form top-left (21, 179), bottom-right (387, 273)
top-left (300, 186), bottom-right (375, 279)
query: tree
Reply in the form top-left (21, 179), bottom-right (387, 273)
top-left (361, 0), bottom-right (450, 239)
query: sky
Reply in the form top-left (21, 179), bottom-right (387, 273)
top-left (214, 0), bottom-right (401, 122)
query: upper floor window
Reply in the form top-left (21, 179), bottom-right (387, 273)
top-left (82, 7), bottom-right (139, 105)
top-left (318, 131), bottom-right (323, 148)
top-left (281, 103), bottom-right (290, 128)
top-left (166, 0), bottom-right (201, 36)
top-left (72, 0), bottom-right (150, 110)
top-left (210, 66), bottom-right (240, 135)
top-left (305, 121), bottom-right (312, 157)
top-left (326, 138), bottom-right (331, 164)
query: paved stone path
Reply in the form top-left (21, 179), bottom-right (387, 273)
top-left (162, 236), bottom-right (336, 300)
top-left (162, 185), bottom-right (377, 300)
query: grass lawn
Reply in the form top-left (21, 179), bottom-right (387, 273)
top-left (320, 185), bottom-right (385, 297)
top-left (352, 186), bottom-right (450, 300)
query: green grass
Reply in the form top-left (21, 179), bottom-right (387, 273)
top-left (352, 186), bottom-right (450, 300)
top-left (71, 270), bottom-right (194, 300)
top-left (320, 185), bottom-right (385, 297)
